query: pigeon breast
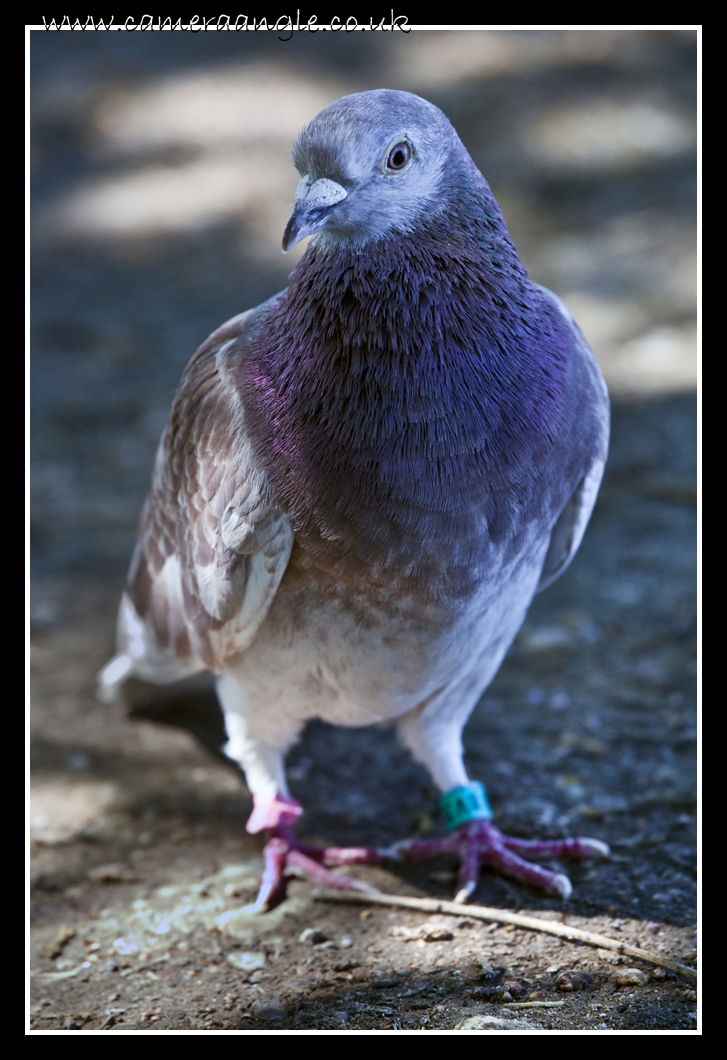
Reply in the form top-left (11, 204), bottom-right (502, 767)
top-left (235, 190), bottom-right (597, 610)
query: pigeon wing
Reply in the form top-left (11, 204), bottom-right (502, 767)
top-left (536, 456), bottom-right (605, 592)
top-left (535, 285), bottom-right (608, 593)
top-left (119, 300), bottom-right (292, 681)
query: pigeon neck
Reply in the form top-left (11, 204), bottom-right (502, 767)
top-left (242, 236), bottom-right (573, 593)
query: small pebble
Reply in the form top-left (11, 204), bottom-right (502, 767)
top-left (113, 937), bottom-right (141, 956)
top-left (598, 948), bottom-right (623, 964)
top-left (423, 927), bottom-right (454, 942)
top-left (298, 928), bottom-right (327, 945)
top-left (612, 967), bottom-right (649, 986)
top-left (557, 971), bottom-right (593, 992)
top-left (456, 1014), bottom-right (533, 1030)
top-left (227, 951), bottom-right (266, 972)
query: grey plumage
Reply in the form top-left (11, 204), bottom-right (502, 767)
top-left (99, 89), bottom-right (609, 904)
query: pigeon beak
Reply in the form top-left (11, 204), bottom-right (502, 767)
top-left (282, 177), bottom-right (348, 253)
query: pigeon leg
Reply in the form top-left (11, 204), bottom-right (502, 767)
top-left (216, 681), bottom-right (389, 909)
top-left (395, 699), bottom-right (608, 901)
top-left (395, 818), bottom-right (609, 901)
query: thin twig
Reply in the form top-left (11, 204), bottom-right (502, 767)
top-left (31, 964), bottom-right (85, 981)
top-left (314, 890), bottom-right (697, 984)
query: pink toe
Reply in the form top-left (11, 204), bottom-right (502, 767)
top-left (456, 834), bottom-right (481, 900)
top-left (502, 835), bottom-right (610, 859)
top-left (393, 835), bottom-right (459, 860)
top-left (287, 850), bottom-right (378, 892)
top-left (246, 794), bottom-right (304, 834)
top-left (321, 846), bottom-right (386, 866)
top-left (249, 836), bottom-right (289, 911)
top-left (488, 845), bottom-right (573, 898)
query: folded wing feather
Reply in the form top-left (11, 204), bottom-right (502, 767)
top-left (534, 284), bottom-right (608, 593)
top-left (99, 303), bottom-right (292, 699)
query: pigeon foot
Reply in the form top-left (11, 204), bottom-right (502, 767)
top-left (247, 827), bottom-right (387, 911)
top-left (245, 797), bottom-right (387, 910)
top-left (392, 819), bottom-right (609, 902)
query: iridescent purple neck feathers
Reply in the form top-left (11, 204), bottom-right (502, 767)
top-left (238, 195), bottom-right (591, 597)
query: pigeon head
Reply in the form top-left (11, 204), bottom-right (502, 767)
top-left (282, 89), bottom-right (465, 252)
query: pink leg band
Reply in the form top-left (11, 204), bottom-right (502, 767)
top-left (246, 794), bottom-right (303, 834)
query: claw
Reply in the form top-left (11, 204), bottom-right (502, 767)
top-left (551, 873), bottom-right (573, 900)
top-left (454, 881), bottom-right (477, 904)
top-left (578, 838), bottom-right (610, 858)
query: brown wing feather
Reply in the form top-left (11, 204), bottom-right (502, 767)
top-left (126, 299), bottom-right (292, 675)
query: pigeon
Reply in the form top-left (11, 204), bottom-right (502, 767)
top-left (99, 89), bottom-right (610, 908)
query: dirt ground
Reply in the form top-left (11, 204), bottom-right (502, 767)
top-left (29, 29), bottom-right (698, 1032)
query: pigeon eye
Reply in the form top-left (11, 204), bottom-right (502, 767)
top-left (386, 142), bottom-right (411, 171)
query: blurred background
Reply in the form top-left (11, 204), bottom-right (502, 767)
top-left (29, 27), bottom-right (697, 978)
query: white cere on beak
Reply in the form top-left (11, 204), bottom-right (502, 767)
top-left (302, 178), bottom-right (348, 211)
top-left (293, 174), bottom-right (313, 206)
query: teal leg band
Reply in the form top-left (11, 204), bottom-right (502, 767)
top-left (439, 781), bottom-right (493, 831)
